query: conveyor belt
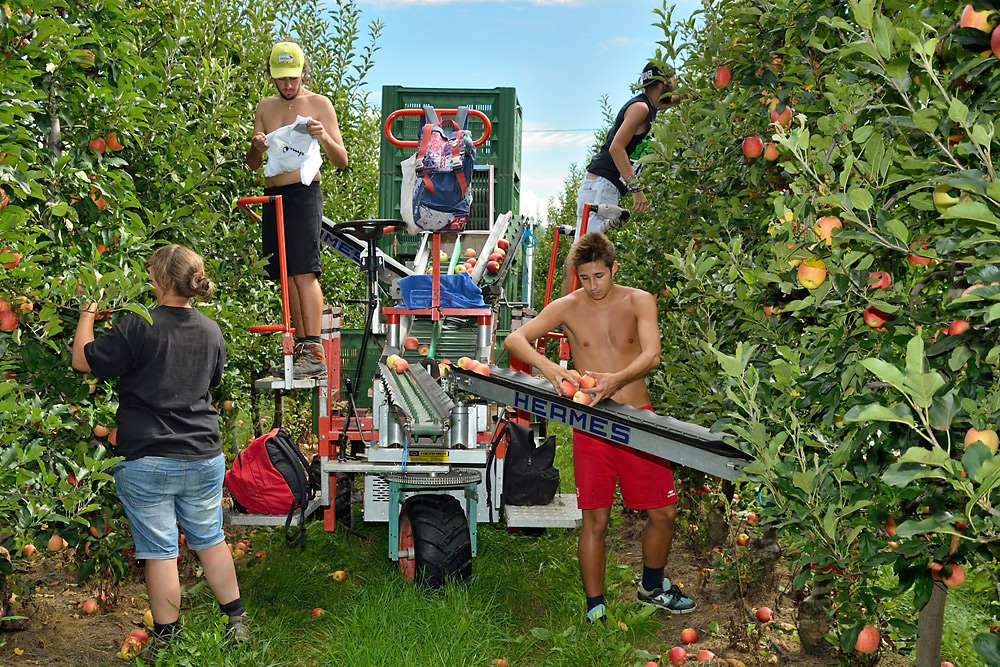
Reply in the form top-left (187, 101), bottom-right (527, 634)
top-left (451, 367), bottom-right (752, 481)
top-left (378, 349), bottom-right (455, 437)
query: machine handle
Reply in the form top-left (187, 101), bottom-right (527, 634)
top-left (384, 108), bottom-right (493, 149)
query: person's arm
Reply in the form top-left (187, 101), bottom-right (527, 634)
top-left (307, 96), bottom-right (348, 169)
top-left (586, 291), bottom-right (661, 405)
top-left (71, 303), bottom-right (98, 373)
top-left (247, 101), bottom-right (267, 171)
top-left (503, 299), bottom-right (580, 396)
top-left (608, 103), bottom-right (652, 215)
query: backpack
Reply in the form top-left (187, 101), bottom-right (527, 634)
top-left (411, 105), bottom-right (476, 233)
top-left (485, 415), bottom-right (560, 521)
top-left (225, 428), bottom-right (315, 547)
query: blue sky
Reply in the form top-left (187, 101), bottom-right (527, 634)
top-left (355, 0), bottom-right (699, 221)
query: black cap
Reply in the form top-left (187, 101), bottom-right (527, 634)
top-left (641, 62), bottom-right (664, 88)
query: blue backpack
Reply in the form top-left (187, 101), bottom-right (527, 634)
top-left (412, 105), bottom-right (476, 232)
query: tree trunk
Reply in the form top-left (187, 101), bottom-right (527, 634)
top-left (916, 581), bottom-right (947, 667)
top-left (798, 584), bottom-right (832, 656)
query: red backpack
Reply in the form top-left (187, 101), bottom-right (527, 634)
top-left (225, 428), bottom-right (314, 546)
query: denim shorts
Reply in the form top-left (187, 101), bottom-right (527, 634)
top-left (576, 174), bottom-right (621, 240)
top-left (113, 455), bottom-right (227, 560)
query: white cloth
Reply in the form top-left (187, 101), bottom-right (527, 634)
top-left (263, 115), bottom-right (322, 185)
top-left (399, 154), bottom-right (417, 232)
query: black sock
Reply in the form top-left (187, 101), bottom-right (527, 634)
top-left (641, 565), bottom-right (664, 592)
top-left (586, 594), bottom-right (605, 612)
top-left (220, 597), bottom-right (245, 619)
top-left (153, 620), bottom-right (180, 641)
top-left (303, 335), bottom-right (321, 344)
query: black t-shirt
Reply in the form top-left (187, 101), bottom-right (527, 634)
top-left (85, 305), bottom-right (226, 461)
top-left (587, 93), bottom-right (658, 195)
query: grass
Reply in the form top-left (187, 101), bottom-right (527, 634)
top-left (140, 423), bottom-right (668, 667)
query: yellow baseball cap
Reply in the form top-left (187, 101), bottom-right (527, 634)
top-left (269, 42), bottom-right (304, 79)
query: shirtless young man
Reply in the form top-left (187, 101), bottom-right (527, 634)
top-left (247, 41), bottom-right (348, 378)
top-left (504, 233), bottom-right (695, 624)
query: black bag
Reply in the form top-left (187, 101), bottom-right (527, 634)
top-left (486, 416), bottom-right (560, 520)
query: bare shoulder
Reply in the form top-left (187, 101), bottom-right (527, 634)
top-left (620, 286), bottom-right (656, 309)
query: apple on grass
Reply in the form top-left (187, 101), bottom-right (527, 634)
top-left (311, 608), bottom-right (325, 618)
top-left (82, 599), bottom-right (98, 614)
top-left (695, 650), bottom-right (716, 661)
top-left (756, 606), bottom-right (773, 623)
top-left (332, 570), bottom-right (348, 582)
top-left (668, 646), bottom-right (688, 665)
top-left (143, 610), bottom-right (154, 628)
top-left (128, 629), bottom-right (149, 644)
top-left (680, 627), bottom-right (698, 644)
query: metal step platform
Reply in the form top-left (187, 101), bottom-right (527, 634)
top-left (450, 367), bottom-right (753, 481)
top-left (504, 493), bottom-right (582, 529)
top-left (225, 497), bottom-right (324, 527)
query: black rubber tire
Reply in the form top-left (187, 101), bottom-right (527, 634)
top-left (334, 473), bottom-right (354, 530)
top-left (399, 494), bottom-right (472, 587)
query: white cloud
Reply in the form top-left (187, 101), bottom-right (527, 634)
top-left (522, 130), bottom-right (594, 151)
top-left (596, 35), bottom-right (646, 54)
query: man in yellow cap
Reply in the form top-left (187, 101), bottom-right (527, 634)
top-left (247, 40), bottom-right (349, 378)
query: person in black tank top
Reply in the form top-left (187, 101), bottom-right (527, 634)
top-left (563, 62), bottom-right (676, 295)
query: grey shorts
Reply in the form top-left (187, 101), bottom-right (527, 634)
top-left (262, 182), bottom-right (323, 280)
top-left (575, 175), bottom-right (621, 240)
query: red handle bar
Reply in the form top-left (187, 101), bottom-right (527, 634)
top-left (384, 108), bottom-right (492, 149)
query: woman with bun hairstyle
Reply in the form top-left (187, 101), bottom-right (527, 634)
top-left (72, 244), bottom-right (250, 643)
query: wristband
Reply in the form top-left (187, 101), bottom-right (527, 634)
top-left (627, 180), bottom-right (643, 194)
top-left (623, 173), bottom-right (636, 184)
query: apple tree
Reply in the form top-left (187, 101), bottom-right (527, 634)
top-left (590, 0), bottom-right (1000, 661)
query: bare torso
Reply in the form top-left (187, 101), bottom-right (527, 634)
top-left (257, 89), bottom-right (335, 188)
top-left (560, 286), bottom-right (652, 408)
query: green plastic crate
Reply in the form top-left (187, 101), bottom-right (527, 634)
top-left (339, 330), bottom-right (381, 410)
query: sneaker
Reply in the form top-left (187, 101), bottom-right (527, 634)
top-left (292, 341), bottom-right (327, 379)
top-left (225, 612), bottom-right (252, 643)
top-left (586, 603), bottom-right (607, 625)
top-left (637, 581), bottom-right (697, 614)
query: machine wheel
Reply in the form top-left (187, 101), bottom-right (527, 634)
top-left (334, 473), bottom-right (354, 530)
top-left (397, 494), bottom-right (472, 587)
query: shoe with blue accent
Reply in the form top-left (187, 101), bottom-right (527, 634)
top-left (637, 578), bottom-right (696, 614)
top-left (586, 603), bottom-right (607, 625)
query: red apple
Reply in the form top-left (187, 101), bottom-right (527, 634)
top-left (863, 306), bottom-right (890, 330)
top-left (680, 627), bottom-right (698, 644)
top-left (747, 513), bottom-right (758, 525)
top-left (472, 363), bottom-right (492, 376)
top-left (311, 608), bottom-right (325, 618)
top-left (0, 187), bottom-right (8, 209)
top-left (737, 533), bottom-right (750, 547)
top-left (107, 132), bottom-right (124, 151)
top-left (855, 625), bottom-right (880, 653)
top-left (885, 516), bottom-right (897, 537)
top-left (22, 543), bottom-right (36, 557)
top-left (961, 4), bottom-right (997, 32)
top-left (394, 359), bottom-right (409, 374)
top-left (486, 260), bottom-right (500, 274)
top-left (491, 660), bottom-right (509, 667)
top-left (88, 137), bottom-right (107, 155)
top-left (797, 258), bottom-right (827, 289)
top-left (332, 570), bottom-right (348, 582)
top-left (815, 216), bottom-right (842, 245)
top-left (942, 662), bottom-right (956, 667)
top-left (497, 238), bottom-right (511, 251)
top-left (47, 534), bottom-right (65, 551)
top-left (668, 646), bottom-right (688, 665)
top-left (696, 650), bottom-right (716, 662)
top-left (907, 241), bottom-right (936, 266)
top-left (868, 271), bottom-right (892, 289)
top-left (572, 391), bottom-right (593, 406)
top-left (418, 345), bottom-right (431, 357)
top-left (579, 374), bottom-right (598, 390)
top-left (559, 378), bottom-right (577, 397)
top-left (1, 249), bottom-right (21, 269)
top-left (947, 320), bottom-right (970, 336)
top-left (80, 598), bottom-right (98, 614)
top-left (771, 104), bottom-right (793, 128)
top-left (942, 563), bottom-right (966, 588)
top-left (456, 356), bottom-right (473, 368)
top-left (713, 66), bottom-right (732, 88)
top-left (465, 258), bottom-right (477, 268)
top-left (128, 628), bottom-right (149, 645)
top-left (489, 252), bottom-right (503, 264)
top-left (0, 310), bottom-right (18, 331)
top-left (756, 606), bottom-right (773, 623)
top-left (763, 142), bottom-right (779, 161)
top-left (109, 428), bottom-right (118, 447)
top-left (403, 337), bottom-right (419, 351)
top-left (463, 247), bottom-right (477, 258)
top-left (118, 636), bottom-right (143, 659)
top-left (742, 136), bottom-right (764, 159)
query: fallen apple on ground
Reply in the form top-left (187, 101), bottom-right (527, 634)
top-left (756, 606), bottom-right (773, 623)
top-left (680, 627), bottom-right (698, 644)
top-left (82, 599), bottom-right (98, 614)
top-left (333, 570), bottom-right (348, 582)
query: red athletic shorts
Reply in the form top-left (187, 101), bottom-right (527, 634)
top-left (573, 404), bottom-right (678, 511)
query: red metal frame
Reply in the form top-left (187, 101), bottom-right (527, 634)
top-left (384, 108), bottom-right (493, 149)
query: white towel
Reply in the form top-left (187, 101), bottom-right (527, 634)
top-left (263, 115), bottom-right (322, 185)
